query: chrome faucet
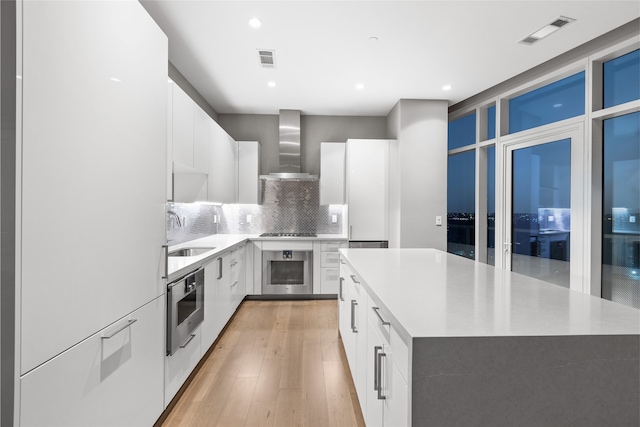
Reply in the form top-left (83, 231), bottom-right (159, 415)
top-left (167, 210), bottom-right (182, 228)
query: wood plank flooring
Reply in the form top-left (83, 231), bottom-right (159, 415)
top-left (160, 300), bottom-right (366, 427)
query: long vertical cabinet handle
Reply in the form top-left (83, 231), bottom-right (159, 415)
top-left (339, 277), bottom-right (344, 301)
top-left (373, 345), bottom-right (382, 391)
top-left (217, 257), bottom-right (223, 279)
top-left (162, 245), bottom-right (169, 279)
top-left (349, 225), bottom-right (353, 240)
top-left (377, 348), bottom-right (387, 400)
top-left (350, 300), bottom-right (358, 333)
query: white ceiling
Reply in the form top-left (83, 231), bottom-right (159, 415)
top-left (140, 1), bottom-right (639, 116)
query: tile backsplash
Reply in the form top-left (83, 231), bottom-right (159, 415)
top-left (167, 180), bottom-right (345, 245)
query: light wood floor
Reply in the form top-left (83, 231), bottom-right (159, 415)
top-left (161, 300), bottom-right (366, 427)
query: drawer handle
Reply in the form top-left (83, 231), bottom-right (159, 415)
top-left (180, 334), bottom-right (196, 349)
top-left (162, 245), bottom-right (169, 279)
top-left (350, 274), bottom-right (359, 284)
top-left (102, 319), bottom-right (137, 340)
top-left (340, 258), bottom-right (346, 264)
top-left (372, 307), bottom-right (390, 326)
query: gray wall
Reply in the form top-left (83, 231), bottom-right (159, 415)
top-left (217, 113), bottom-right (387, 176)
top-left (388, 100), bottom-right (448, 250)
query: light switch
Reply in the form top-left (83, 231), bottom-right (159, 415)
top-left (331, 214), bottom-right (338, 223)
top-left (436, 216), bottom-right (442, 226)
top-left (246, 214), bottom-right (252, 223)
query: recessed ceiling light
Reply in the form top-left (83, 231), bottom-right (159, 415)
top-left (442, 85), bottom-right (452, 91)
top-left (355, 83), bottom-right (365, 90)
top-left (249, 18), bottom-right (262, 28)
top-left (268, 81), bottom-right (276, 88)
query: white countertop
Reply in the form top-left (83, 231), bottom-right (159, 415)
top-left (168, 233), bottom-right (348, 281)
top-left (339, 248), bottom-right (640, 339)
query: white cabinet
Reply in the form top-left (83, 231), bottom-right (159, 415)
top-left (20, 297), bottom-right (165, 427)
top-left (338, 260), bottom-right (368, 414)
top-left (172, 84), bottom-right (195, 169)
top-left (366, 303), bottom-right (409, 427)
top-left (320, 142), bottom-right (346, 205)
top-left (165, 324), bottom-right (202, 405)
top-left (193, 104), bottom-right (210, 173)
top-left (238, 141), bottom-right (261, 204)
top-left (314, 240), bottom-right (347, 294)
top-left (346, 139), bottom-right (389, 241)
top-left (20, 0), bottom-right (167, 374)
top-left (209, 121), bottom-right (238, 204)
top-left (202, 258), bottom-right (225, 353)
top-left (230, 244), bottom-right (247, 311)
top-left (341, 255), bottom-right (409, 427)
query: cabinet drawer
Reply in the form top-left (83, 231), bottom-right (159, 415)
top-left (321, 251), bottom-right (340, 267)
top-left (165, 324), bottom-right (202, 405)
top-left (366, 295), bottom-right (409, 384)
top-left (20, 297), bottom-right (165, 427)
top-left (320, 267), bottom-right (340, 294)
top-left (321, 241), bottom-right (344, 251)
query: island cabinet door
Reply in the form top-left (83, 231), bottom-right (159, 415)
top-left (366, 304), bottom-right (409, 427)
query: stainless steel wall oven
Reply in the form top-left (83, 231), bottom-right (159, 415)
top-left (167, 268), bottom-right (204, 355)
top-left (262, 250), bottom-right (312, 295)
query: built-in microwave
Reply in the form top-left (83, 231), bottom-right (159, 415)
top-left (167, 268), bottom-right (204, 355)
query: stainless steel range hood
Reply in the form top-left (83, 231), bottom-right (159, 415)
top-left (260, 109), bottom-right (318, 181)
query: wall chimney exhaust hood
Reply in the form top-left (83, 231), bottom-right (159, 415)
top-left (260, 109), bottom-right (317, 180)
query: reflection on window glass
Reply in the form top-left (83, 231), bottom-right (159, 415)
top-left (604, 50), bottom-right (640, 108)
top-left (512, 139), bottom-right (571, 288)
top-left (509, 72), bottom-right (585, 134)
top-left (448, 150), bottom-right (475, 260)
top-left (602, 112), bottom-right (640, 309)
top-left (487, 145), bottom-right (496, 265)
top-left (448, 113), bottom-right (476, 150)
top-left (487, 106), bottom-right (496, 140)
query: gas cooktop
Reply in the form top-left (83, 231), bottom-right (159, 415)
top-left (259, 232), bottom-right (318, 238)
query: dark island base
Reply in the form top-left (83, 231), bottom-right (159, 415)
top-left (412, 335), bottom-right (640, 427)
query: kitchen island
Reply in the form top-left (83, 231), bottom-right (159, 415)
top-left (339, 248), bottom-right (640, 427)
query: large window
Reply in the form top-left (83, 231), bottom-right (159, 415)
top-left (448, 113), bottom-right (476, 150)
top-left (603, 49), bottom-right (640, 108)
top-left (602, 111), bottom-right (640, 309)
top-left (509, 72), bottom-right (585, 133)
top-left (447, 150), bottom-right (476, 259)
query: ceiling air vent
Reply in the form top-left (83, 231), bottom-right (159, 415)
top-left (258, 49), bottom-right (276, 68)
top-left (519, 16), bottom-right (576, 46)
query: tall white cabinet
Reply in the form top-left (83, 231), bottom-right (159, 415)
top-left (346, 139), bottom-right (390, 241)
top-left (16, 1), bottom-right (167, 425)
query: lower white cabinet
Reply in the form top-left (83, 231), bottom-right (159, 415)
top-left (20, 297), bottom-right (165, 427)
top-left (314, 240), bottom-right (347, 294)
top-left (340, 256), bottom-right (409, 427)
top-left (165, 324), bottom-right (202, 406)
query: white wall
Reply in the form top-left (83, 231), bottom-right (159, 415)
top-left (387, 100), bottom-right (448, 250)
top-left (217, 113), bottom-right (387, 176)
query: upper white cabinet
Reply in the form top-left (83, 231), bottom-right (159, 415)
top-left (171, 84), bottom-right (195, 169)
top-left (19, 0), bottom-right (167, 374)
top-left (346, 139), bottom-right (390, 241)
top-left (209, 120), bottom-right (238, 204)
top-left (237, 141), bottom-right (261, 204)
top-left (320, 142), bottom-right (346, 205)
top-left (193, 104), bottom-right (210, 173)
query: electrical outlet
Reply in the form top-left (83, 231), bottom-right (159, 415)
top-left (182, 216), bottom-right (187, 227)
top-left (246, 214), bottom-right (252, 223)
top-left (436, 216), bottom-right (442, 226)
top-left (331, 214), bottom-right (338, 223)
top-left (213, 214), bottom-right (218, 224)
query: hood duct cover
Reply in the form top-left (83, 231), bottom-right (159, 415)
top-left (261, 109), bottom-right (317, 180)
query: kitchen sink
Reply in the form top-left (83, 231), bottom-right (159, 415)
top-left (168, 247), bottom-right (216, 257)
